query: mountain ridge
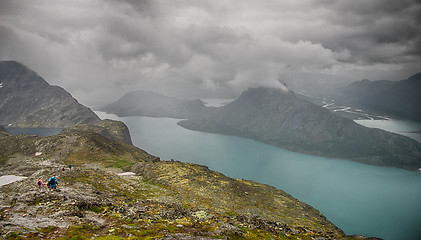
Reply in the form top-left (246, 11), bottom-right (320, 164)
top-left (337, 72), bottom-right (421, 121)
top-left (0, 61), bottom-right (100, 128)
top-left (99, 90), bottom-right (211, 119)
top-left (179, 87), bottom-right (421, 170)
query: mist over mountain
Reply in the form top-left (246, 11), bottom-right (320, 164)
top-left (0, 61), bottom-right (100, 128)
top-left (336, 73), bottom-right (421, 121)
top-left (99, 90), bottom-right (213, 119)
top-left (179, 87), bottom-right (421, 170)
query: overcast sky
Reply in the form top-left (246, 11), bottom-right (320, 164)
top-left (1, 0), bottom-right (420, 106)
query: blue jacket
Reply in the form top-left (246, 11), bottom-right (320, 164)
top-left (48, 177), bottom-right (57, 186)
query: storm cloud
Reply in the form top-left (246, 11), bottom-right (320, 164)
top-left (0, 0), bottom-right (420, 105)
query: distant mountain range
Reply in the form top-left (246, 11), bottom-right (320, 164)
top-left (0, 61), bottom-right (100, 128)
top-left (337, 73), bottom-right (421, 121)
top-left (99, 90), bottom-right (212, 119)
top-left (98, 74), bottom-right (421, 170)
top-left (179, 87), bottom-right (421, 170)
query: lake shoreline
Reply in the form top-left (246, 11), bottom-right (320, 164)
top-left (92, 111), bottom-right (421, 240)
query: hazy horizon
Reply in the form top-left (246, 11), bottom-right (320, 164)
top-left (1, 0), bottom-right (420, 106)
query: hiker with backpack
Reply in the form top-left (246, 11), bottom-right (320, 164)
top-left (47, 174), bottom-right (57, 191)
top-left (36, 177), bottom-right (45, 192)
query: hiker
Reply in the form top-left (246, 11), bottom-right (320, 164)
top-left (62, 167), bottom-right (65, 172)
top-left (47, 174), bottom-right (57, 191)
top-left (36, 177), bottom-right (44, 192)
top-left (68, 164), bottom-right (72, 171)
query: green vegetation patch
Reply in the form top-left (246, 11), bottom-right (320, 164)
top-left (5, 232), bottom-right (22, 239)
top-left (66, 151), bottom-right (138, 170)
top-left (95, 236), bottom-right (127, 240)
top-left (39, 225), bottom-right (60, 234)
top-left (234, 227), bottom-right (310, 240)
top-left (0, 154), bottom-right (9, 165)
top-left (62, 168), bottom-right (155, 201)
top-left (59, 224), bottom-right (102, 240)
top-left (88, 205), bottom-right (106, 213)
top-left (102, 157), bottom-right (135, 169)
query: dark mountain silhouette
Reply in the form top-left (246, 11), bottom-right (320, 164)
top-left (339, 73), bottom-right (421, 120)
top-left (0, 61), bottom-right (100, 128)
top-left (99, 90), bottom-right (212, 119)
top-left (179, 87), bottom-right (421, 170)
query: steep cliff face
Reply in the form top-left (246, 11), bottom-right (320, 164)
top-left (0, 61), bottom-right (100, 128)
top-left (179, 87), bottom-right (421, 170)
top-left (0, 120), bottom-right (373, 239)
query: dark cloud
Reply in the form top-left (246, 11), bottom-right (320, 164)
top-left (311, 0), bottom-right (421, 65)
top-left (0, 0), bottom-right (420, 105)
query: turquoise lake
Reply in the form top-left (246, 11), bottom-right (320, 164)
top-left (96, 112), bottom-right (421, 240)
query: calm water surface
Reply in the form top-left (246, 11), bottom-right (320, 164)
top-left (355, 119), bottom-right (421, 142)
top-left (97, 112), bottom-right (421, 240)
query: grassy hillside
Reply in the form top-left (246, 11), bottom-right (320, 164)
top-left (0, 120), bottom-right (377, 239)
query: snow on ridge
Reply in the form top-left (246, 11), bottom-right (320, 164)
top-left (0, 175), bottom-right (27, 187)
top-left (279, 84), bottom-right (289, 93)
top-left (0, 82), bottom-right (3, 88)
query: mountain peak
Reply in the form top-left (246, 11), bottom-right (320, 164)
top-left (235, 87), bottom-right (297, 108)
top-left (180, 83), bottom-right (421, 170)
top-left (0, 60), bottom-right (48, 89)
top-left (0, 60), bottom-right (100, 127)
top-left (0, 60), bottom-right (27, 68)
top-left (241, 86), bottom-right (296, 99)
top-left (407, 72), bottom-right (421, 82)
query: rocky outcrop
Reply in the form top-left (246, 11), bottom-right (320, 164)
top-left (0, 61), bottom-right (100, 128)
top-left (0, 120), bottom-right (154, 172)
top-left (62, 119), bottom-right (133, 145)
top-left (179, 87), bottom-right (421, 170)
top-left (0, 120), bottom-right (373, 239)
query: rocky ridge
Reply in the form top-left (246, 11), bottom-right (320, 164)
top-left (0, 61), bottom-right (100, 128)
top-left (0, 120), bottom-right (378, 239)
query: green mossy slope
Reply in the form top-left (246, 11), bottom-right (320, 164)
top-left (0, 120), bottom-right (379, 239)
